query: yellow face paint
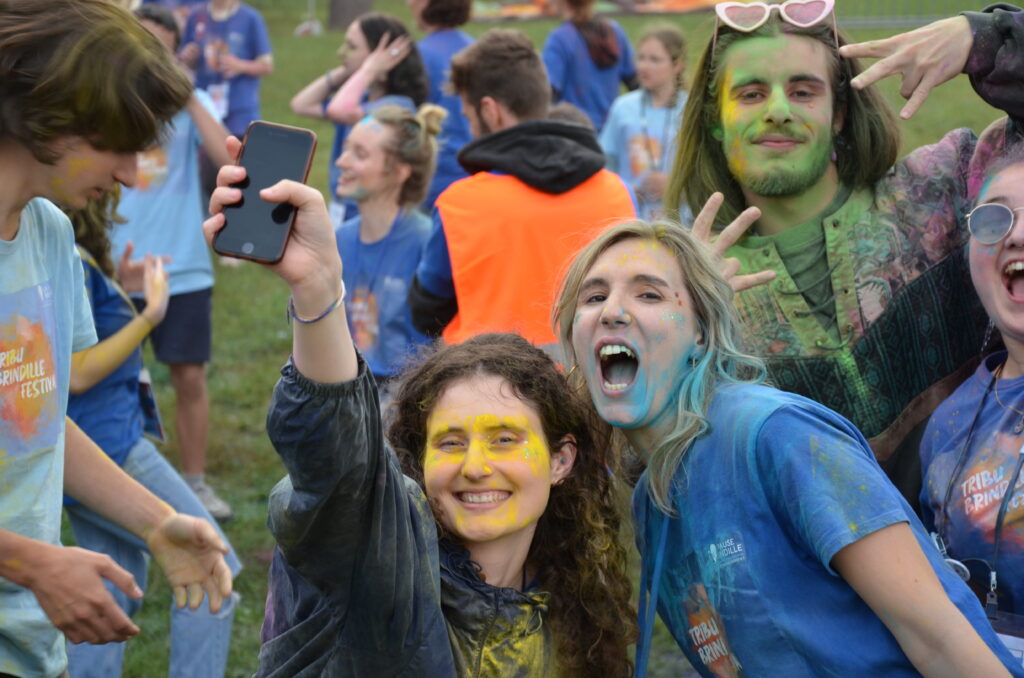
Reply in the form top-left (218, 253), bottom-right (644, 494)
top-left (423, 376), bottom-right (557, 549)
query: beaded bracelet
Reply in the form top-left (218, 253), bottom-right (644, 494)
top-left (287, 281), bottom-right (346, 325)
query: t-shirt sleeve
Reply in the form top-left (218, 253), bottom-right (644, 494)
top-left (542, 30), bottom-right (567, 97)
top-left (414, 208), bottom-right (455, 298)
top-left (70, 246), bottom-right (97, 352)
top-left (617, 23), bottom-right (636, 81)
top-left (249, 10), bottom-right (272, 59)
top-left (598, 98), bottom-right (622, 169)
top-left (755, 403), bottom-right (909, 574)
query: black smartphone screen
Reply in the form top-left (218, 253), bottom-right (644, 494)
top-left (214, 122), bottom-right (316, 263)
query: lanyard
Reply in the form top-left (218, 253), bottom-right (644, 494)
top-left (77, 246), bottom-right (139, 318)
top-left (639, 90), bottom-right (676, 173)
top-left (936, 365), bottom-right (1024, 613)
top-left (635, 509), bottom-right (669, 678)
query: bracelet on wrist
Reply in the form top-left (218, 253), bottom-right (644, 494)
top-left (287, 281), bottom-right (346, 325)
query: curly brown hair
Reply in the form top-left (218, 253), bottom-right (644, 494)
top-left (388, 333), bottom-right (636, 677)
top-left (66, 187), bottom-right (125, 278)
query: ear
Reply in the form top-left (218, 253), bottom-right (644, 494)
top-left (395, 161), bottom-right (412, 187)
top-left (549, 434), bottom-right (578, 485)
top-left (479, 95), bottom-right (501, 131)
top-left (711, 124), bottom-right (724, 142)
top-left (832, 102), bottom-right (846, 135)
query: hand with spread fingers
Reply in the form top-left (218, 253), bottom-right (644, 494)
top-left (690, 192), bottom-right (776, 292)
top-left (145, 513), bottom-right (232, 613)
top-left (362, 33), bottom-right (413, 81)
top-left (840, 16), bottom-right (972, 120)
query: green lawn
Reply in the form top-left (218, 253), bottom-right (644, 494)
top-left (80, 1), bottom-right (1007, 675)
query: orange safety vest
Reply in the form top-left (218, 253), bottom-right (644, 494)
top-left (437, 170), bottom-right (635, 347)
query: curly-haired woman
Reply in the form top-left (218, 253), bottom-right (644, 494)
top-left (202, 136), bottom-right (636, 677)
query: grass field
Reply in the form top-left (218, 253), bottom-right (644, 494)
top-left (83, 1), bottom-right (1007, 675)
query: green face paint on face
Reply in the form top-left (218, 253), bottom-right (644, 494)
top-left (716, 34), bottom-right (838, 199)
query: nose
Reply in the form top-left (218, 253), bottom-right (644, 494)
top-left (599, 293), bottom-right (632, 328)
top-left (114, 152), bottom-right (138, 189)
top-left (336, 148), bottom-right (351, 170)
top-left (460, 439), bottom-right (493, 480)
top-left (1005, 208), bottom-right (1024, 248)
top-left (763, 87), bottom-right (793, 125)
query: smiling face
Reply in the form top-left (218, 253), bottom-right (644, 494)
top-left (42, 137), bottom-right (137, 209)
top-left (423, 375), bottom-right (574, 549)
top-left (636, 36), bottom-right (681, 94)
top-left (335, 119), bottom-right (406, 203)
top-left (716, 33), bottom-right (839, 198)
top-left (339, 22), bottom-right (371, 71)
top-left (970, 164), bottom-right (1024, 353)
top-left (571, 238), bottom-right (701, 435)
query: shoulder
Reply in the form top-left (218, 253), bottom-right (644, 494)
top-left (711, 382), bottom-right (855, 441)
top-left (23, 199), bottom-right (75, 253)
top-left (611, 89), bottom-right (642, 112)
top-left (238, 4), bottom-right (266, 23)
top-left (401, 210), bottom-right (433, 237)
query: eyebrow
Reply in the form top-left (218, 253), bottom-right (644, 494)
top-left (730, 74), bottom-right (828, 90)
top-left (579, 273), bottom-right (671, 293)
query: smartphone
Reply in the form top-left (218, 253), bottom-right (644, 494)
top-left (213, 121), bottom-right (317, 264)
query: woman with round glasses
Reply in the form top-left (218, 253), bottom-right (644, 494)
top-left (920, 145), bottom-right (1024, 627)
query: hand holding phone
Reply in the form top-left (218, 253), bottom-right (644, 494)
top-left (205, 136), bottom-right (343, 300)
top-left (212, 121), bottom-right (317, 264)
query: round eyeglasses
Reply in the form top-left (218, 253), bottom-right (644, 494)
top-left (967, 203), bottom-right (1024, 245)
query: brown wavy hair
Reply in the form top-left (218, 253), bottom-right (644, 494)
top-left (0, 0), bottom-right (191, 163)
top-left (665, 13), bottom-right (900, 224)
top-left (388, 333), bottom-right (636, 677)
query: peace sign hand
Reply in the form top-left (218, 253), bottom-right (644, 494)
top-left (691, 192), bottom-right (776, 292)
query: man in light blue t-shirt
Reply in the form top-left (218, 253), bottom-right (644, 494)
top-left (0, 3), bottom-right (232, 675)
top-left (113, 3), bottom-right (236, 523)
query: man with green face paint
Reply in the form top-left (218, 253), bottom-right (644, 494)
top-left (667, 3), bottom-right (1024, 508)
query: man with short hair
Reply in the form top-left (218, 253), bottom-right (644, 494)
top-left (0, 2), bottom-right (231, 675)
top-left (668, 4), bottom-right (1024, 506)
top-left (409, 29), bottom-right (636, 352)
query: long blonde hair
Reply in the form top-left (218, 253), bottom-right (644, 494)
top-left (554, 219), bottom-right (765, 512)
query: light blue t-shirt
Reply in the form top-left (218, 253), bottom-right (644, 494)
top-left (634, 382), bottom-right (1023, 677)
top-left (336, 209), bottom-right (431, 378)
top-left (419, 29), bottom-right (474, 209)
top-left (599, 88), bottom-right (688, 221)
top-left (111, 90), bottom-right (218, 297)
top-left (0, 198), bottom-right (96, 677)
top-left (542, 20), bottom-right (636, 131)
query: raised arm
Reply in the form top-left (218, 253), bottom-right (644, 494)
top-left (291, 65), bottom-right (350, 119)
top-left (841, 5), bottom-right (1024, 122)
top-left (187, 92), bottom-right (232, 168)
top-left (203, 140), bottom-right (445, 658)
top-left (325, 34), bottom-right (411, 125)
top-left (70, 256), bottom-right (168, 393)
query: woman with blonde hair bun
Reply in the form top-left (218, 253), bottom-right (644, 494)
top-left (334, 103), bottom-right (446, 393)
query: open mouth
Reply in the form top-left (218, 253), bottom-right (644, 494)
top-left (1003, 261), bottom-right (1024, 300)
top-left (599, 344), bottom-right (638, 392)
top-left (456, 490), bottom-right (510, 505)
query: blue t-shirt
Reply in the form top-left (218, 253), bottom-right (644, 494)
top-left (542, 20), bottom-right (636, 131)
top-left (327, 94), bottom-right (417, 221)
top-left (336, 209), bottom-right (432, 378)
top-left (181, 3), bottom-right (272, 137)
top-left (419, 29), bottom-right (474, 209)
top-left (0, 199), bottom-right (96, 678)
top-left (112, 90), bottom-right (218, 297)
top-left (599, 88), bottom-right (689, 221)
top-left (921, 351), bottom-right (1024, 615)
top-left (66, 253), bottom-right (143, 468)
top-left (634, 382), bottom-right (1022, 677)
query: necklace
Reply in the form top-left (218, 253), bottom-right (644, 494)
top-left (993, 362), bottom-right (1024, 433)
top-left (639, 89), bottom-right (677, 173)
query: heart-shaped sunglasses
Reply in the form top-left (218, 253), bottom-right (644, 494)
top-left (712, 0), bottom-right (838, 52)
